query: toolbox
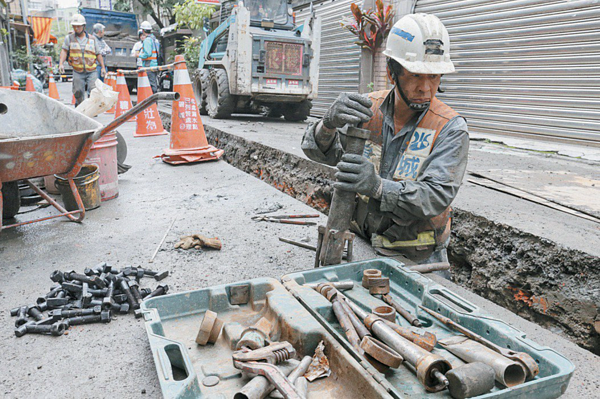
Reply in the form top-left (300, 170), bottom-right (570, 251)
top-left (141, 259), bottom-right (575, 398)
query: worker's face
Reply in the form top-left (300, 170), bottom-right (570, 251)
top-left (390, 68), bottom-right (441, 106)
top-left (140, 33), bottom-right (148, 41)
top-left (97, 30), bottom-right (104, 38)
top-left (73, 24), bottom-right (85, 35)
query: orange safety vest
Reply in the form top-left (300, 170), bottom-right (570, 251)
top-left (354, 89), bottom-right (459, 260)
top-left (68, 33), bottom-right (98, 73)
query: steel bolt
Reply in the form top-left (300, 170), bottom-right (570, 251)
top-left (14, 306), bottom-right (29, 327)
top-left (27, 305), bottom-right (44, 321)
top-left (154, 271), bottom-right (169, 281)
top-left (46, 285), bottom-right (62, 298)
top-left (50, 270), bottom-right (65, 283)
top-left (66, 311), bottom-right (112, 325)
top-left (15, 321), bottom-right (68, 337)
top-left (140, 288), bottom-right (152, 298)
top-left (146, 285), bottom-right (169, 299)
top-left (119, 278), bottom-right (137, 311)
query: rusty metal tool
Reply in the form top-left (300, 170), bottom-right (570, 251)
top-left (418, 306), bottom-right (539, 380)
top-left (408, 262), bottom-right (451, 274)
top-left (315, 126), bottom-right (370, 267)
top-left (304, 281), bottom-right (354, 291)
top-left (446, 362), bottom-right (496, 399)
top-left (235, 360), bottom-right (300, 399)
top-left (252, 214), bottom-right (319, 226)
top-left (381, 319), bottom-right (438, 352)
top-left (270, 356), bottom-right (312, 399)
top-left (439, 336), bottom-right (526, 388)
top-left (280, 237), bottom-right (350, 259)
top-left (382, 294), bottom-right (422, 327)
top-left (233, 342), bottom-right (301, 399)
top-left (346, 300), bottom-right (451, 392)
top-left (360, 336), bottom-right (403, 368)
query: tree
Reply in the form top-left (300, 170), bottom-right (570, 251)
top-left (136, 0), bottom-right (183, 29)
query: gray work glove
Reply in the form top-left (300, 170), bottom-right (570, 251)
top-left (334, 154), bottom-right (382, 198)
top-left (322, 93), bottom-right (374, 129)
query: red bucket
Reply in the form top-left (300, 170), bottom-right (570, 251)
top-left (85, 131), bottom-right (119, 201)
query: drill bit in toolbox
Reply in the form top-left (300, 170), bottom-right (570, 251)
top-left (252, 214), bottom-right (320, 226)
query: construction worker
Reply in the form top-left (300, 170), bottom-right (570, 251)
top-left (139, 21), bottom-right (160, 93)
top-left (93, 23), bottom-right (112, 82)
top-left (302, 14), bottom-right (469, 266)
top-left (131, 29), bottom-right (145, 68)
top-left (59, 14), bottom-right (106, 106)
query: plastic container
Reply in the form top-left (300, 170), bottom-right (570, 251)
top-left (140, 259), bottom-right (575, 399)
top-left (55, 164), bottom-right (101, 211)
top-left (85, 131), bottom-right (119, 201)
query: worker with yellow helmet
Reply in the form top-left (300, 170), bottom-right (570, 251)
top-left (302, 14), bottom-right (469, 266)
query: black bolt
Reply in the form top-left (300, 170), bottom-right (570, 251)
top-left (61, 281), bottom-right (83, 294)
top-left (140, 288), bottom-right (152, 298)
top-left (46, 286), bottom-right (62, 298)
top-left (114, 293), bottom-right (127, 304)
top-left (147, 285), bottom-right (169, 299)
top-left (50, 270), bottom-right (65, 283)
top-left (46, 297), bottom-right (70, 308)
top-left (15, 321), bottom-right (68, 337)
top-left (118, 303), bottom-right (130, 314)
top-left (35, 298), bottom-right (48, 312)
top-left (66, 311), bottom-right (112, 326)
top-left (10, 306), bottom-right (22, 317)
top-left (35, 317), bottom-right (55, 326)
top-left (129, 281), bottom-right (143, 305)
top-left (119, 278), bottom-right (137, 311)
top-left (154, 271), bottom-right (169, 281)
top-left (27, 305), bottom-right (44, 321)
top-left (141, 268), bottom-right (157, 277)
top-left (50, 305), bottom-right (102, 320)
top-left (14, 306), bottom-right (29, 327)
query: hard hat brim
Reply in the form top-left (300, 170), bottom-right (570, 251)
top-left (71, 22), bottom-right (86, 26)
top-left (384, 51), bottom-right (456, 75)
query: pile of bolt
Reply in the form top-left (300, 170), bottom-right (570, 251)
top-left (309, 269), bottom-right (540, 399)
top-left (10, 262), bottom-right (170, 338)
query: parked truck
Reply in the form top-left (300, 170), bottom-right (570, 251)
top-left (80, 7), bottom-right (139, 92)
top-left (193, 0), bottom-right (320, 121)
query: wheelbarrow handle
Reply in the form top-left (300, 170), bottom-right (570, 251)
top-left (91, 92), bottom-right (180, 142)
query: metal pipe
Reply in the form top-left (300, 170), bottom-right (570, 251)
top-left (91, 92), bottom-right (180, 142)
top-left (233, 359), bottom-right (299, 399)
top-left (439, 336), bottom-right (526, 388)
top-left (304, 281), bottom-right (354, 291)
top-left (408, 262), bottom-right (451, 274)
top-left (270, 356), bottom-right (312, 399)
top-left (365, 314), bottom-right (451, 392)
top-left (419, 306), bottom-right (539, 380)
top-left (339, 298), bottom-right (371, 340)
top-left (316, 126), bottom-right (371, 266)
top-left (332, 300), bottom-right (362, 354)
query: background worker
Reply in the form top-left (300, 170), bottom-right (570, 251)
top-left (138, 21), bottom-right (161, 93)
top-left (93, 23), bottom-right (112, 82)
top-left (131, 29), bottom-right (145, 68)
top-left (59, 14), bottom-right (106, 106)
top-left (302, 14), bottom-right (469, 266)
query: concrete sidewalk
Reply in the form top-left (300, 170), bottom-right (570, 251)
top-left (0, 82), bottom-right (597, 397)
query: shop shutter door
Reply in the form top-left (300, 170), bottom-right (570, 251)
top-left (296, 0), bottom-right (364, 117)
top-left (414, 0), bottom-right (600, 145)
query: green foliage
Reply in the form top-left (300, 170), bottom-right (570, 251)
top-left (114, 0), bottom-right (132, 12)
top-left (137, 0), bottom-right (185, 28)
top-left (13, 46), bottom-right (48, 71)
top-left (340, 0), bottom-right (394, 51)
top-left (177, 36), bottom-right (201, 69)
top-left (174, 0), bottom-right (216, 30)
top-left (367, 82), bottom-right (375, 92)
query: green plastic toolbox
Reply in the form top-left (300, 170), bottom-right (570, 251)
top-left (140, 259), bottom-right (575, 398)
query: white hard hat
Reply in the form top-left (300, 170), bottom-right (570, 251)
top-left (384, 13), bottom-right (454, 75)
top-left (140, 21), bottom-right (152, 31)
top-left (71, 14), bottom-right (86, 26)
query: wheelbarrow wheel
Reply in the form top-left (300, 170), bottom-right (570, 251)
top-left (2, 181), bottom-right (21, 220)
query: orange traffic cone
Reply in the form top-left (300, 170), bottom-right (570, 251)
top-left (159, 55), bottom-right (224, 164)
top-left (72, 94), bottom-right (76, 105)
top-left (134, 71), bottom-right (168, 137)
top-left (106, 74), bottom-right (117, 114)
top-left (25, 73), bottom-right (35, 92)
top-left (115, 72), bottom-right (135, 122)
top-left (48, 75), bottom-right (60, 100)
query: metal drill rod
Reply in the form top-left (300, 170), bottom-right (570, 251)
top-left (304, 281), bottom-right (354, 290)
top-left (332, 300), bottom-right (363, 354)
top-left (338, 298), bottom-right (371, 340)
top-left (418, 306), bottom-right (539, 380)
top-left (270, 356), bottom-right (312, 399)
top-left (316, 126), bottom-right (371, 266)
top-left (382, 294), bottom-right (422, 327)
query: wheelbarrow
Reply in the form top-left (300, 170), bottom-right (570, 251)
top-left (0, 90), bottom-right (180, 231)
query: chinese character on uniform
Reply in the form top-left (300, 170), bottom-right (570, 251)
top-left (398, 155), bottom-right (421, 180)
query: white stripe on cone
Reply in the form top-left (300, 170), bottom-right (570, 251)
top-left (138, 74), bottom-right (151, 88)
top-left (173, 68), bottom-right (192, 86)
top-left (117, 75), bottom-right (127, 85)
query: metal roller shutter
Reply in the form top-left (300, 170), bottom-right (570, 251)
top-left (414, 0), bottom-right (600, 145)
top-left (296, 0), bottom-right (364, 117)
